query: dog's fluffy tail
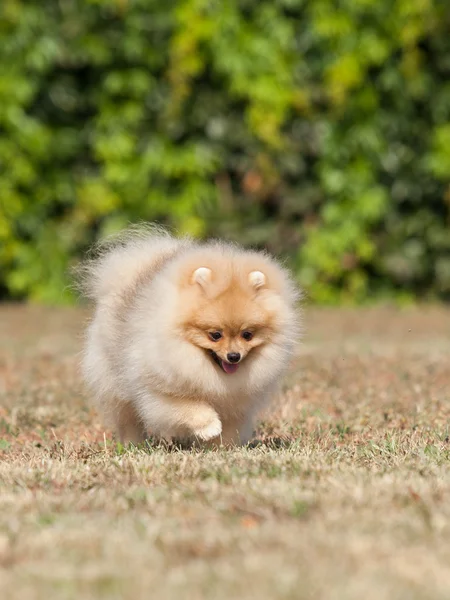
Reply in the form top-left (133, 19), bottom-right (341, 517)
top-left (76, 224), bottom-right (188, 303)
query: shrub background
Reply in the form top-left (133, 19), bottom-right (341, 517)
top-left (1, 0), bottom-right (449, 303)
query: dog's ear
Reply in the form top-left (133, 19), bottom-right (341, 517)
top-left (248, 270), bottom-right (266, 290)
top-left (191, 267), bottom-right (212, 289)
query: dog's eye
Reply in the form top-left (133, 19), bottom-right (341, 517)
top-left (241, 331), bottom-right (253, 341)
top-left (209, 331), bottom-right (222, 342)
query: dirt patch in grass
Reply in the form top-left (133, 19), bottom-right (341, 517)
top-left (1, 304), bottom-right (449, 599)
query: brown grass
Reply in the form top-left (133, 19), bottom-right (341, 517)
top-left (1, 304), bottom-right (450, 600)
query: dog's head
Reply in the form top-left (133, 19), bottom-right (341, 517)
top-left (175, 252), bottom-right (297, 377)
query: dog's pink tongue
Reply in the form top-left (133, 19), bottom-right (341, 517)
top-left (221, 360), bottom-right (239, 374)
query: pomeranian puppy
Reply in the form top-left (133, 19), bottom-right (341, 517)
top-left (80, 225), bottom-right (300, 446)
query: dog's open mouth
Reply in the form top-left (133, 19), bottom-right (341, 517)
top-left (208, 351), bottom-right (240, 375)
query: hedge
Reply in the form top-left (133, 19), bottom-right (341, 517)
top-left (1, 0), bottom-right (449, 303)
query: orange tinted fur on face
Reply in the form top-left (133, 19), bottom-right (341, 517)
top-left (80, 225), bottom-right (300, 447)
top-left (180, 273), bottom-right (276, 365)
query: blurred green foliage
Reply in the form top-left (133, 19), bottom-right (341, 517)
top-left (1, 0), bottom-right (449, 303)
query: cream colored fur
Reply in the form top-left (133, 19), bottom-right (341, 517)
top-left (80, 225), bottom-right (300, 446)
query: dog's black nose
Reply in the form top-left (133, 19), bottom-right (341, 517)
top-left (227, 352), bottom-right (241, 363)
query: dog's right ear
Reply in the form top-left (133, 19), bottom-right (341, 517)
top-left (249, 270), bottom-right (266, 290)
top-left (191, 267), bottom-right (212, 290)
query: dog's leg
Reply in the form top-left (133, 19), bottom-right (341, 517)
top-left (214, 416), bottom-right (254, 447)
top-left (138, 396), bottom-right (222, 442)
top-left (116, 401), bottom-right (147, 445)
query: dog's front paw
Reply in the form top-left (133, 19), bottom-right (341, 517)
top-left (192, 413), bottom-right (222, 441)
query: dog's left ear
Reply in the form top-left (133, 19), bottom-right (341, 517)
top-left (191, 267), bottom-right (212, 289)
top-left (248, 270), bottom-right (266, 290)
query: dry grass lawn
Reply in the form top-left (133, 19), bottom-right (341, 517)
top-left (0, 304), bottom-right (449, 600)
